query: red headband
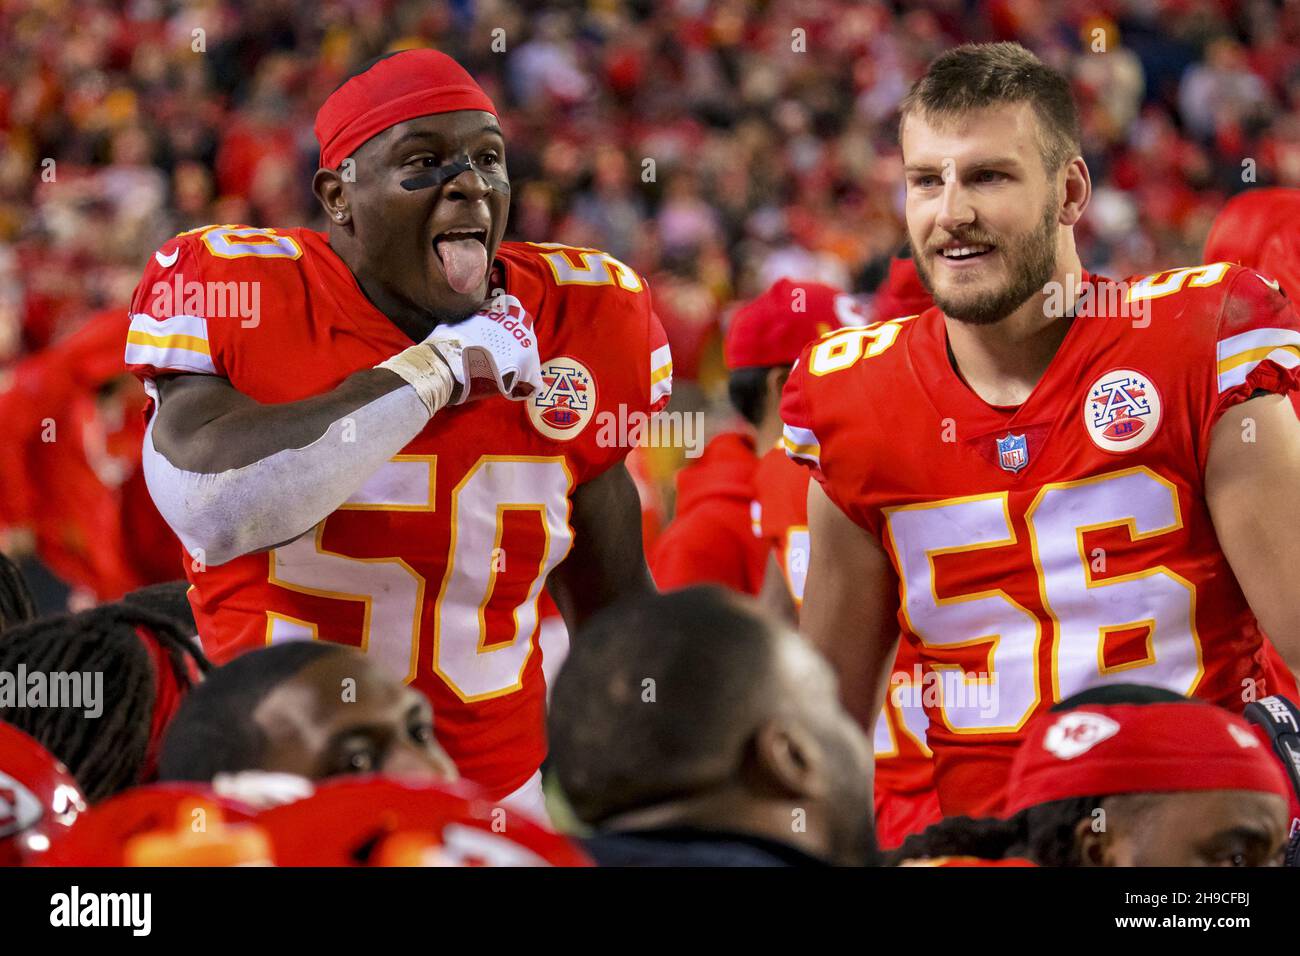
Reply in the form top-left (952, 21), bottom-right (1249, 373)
top-left (1004, 702), bottom-right (1290, 816)
top-left (136, 625), bottom-right (199, 783)
top-left (315, 48), bottom-right (498, 170)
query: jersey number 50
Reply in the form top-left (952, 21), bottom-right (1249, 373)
top-left (265, 456), bottom-right (573, 703)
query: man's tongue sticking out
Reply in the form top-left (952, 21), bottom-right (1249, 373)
top-left (437, 238), bottom-right (488, 295)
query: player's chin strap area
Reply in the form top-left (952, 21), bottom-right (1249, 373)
top-left (140, 362), bottom-right (447, 568)
top-left (400, 153), bottom-right (510, 195)
top-left (1242, 695), bottom-right (1300, 866)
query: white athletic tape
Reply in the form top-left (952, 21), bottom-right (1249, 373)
top-left (378, 342), bottom-right (456, 414)
top-left (142, 385), bottom-right (431, 566)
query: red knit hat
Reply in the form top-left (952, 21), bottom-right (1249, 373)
top-left (723, 278), bottom-right (866, 370)
top-left (1004, 702), bottom-right (1290, 816)
top-left (315, 48), bottom-right (498, 169)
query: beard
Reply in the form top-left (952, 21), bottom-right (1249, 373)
top-left (910, 196), bottom-right (1060, 327)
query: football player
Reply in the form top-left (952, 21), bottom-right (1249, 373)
top-left (0, 308), bottom-right (182, 601)
top-left (158, 642), bottom-right (458, 786)
top-left (649, 280), bottom-right (833, 596)
top-left (783, 43), bottom-right (1300, 817)
top-left (892, 686), bottom-right (1294, 867)
top-left (0, 592), bottom-right (207, 802)
top-left (737, 277), bottom-right (942, 849)
top-left (124, 49), bottom-right (672, 814)
top-left (1204, 186), bottom-right (1300, 430)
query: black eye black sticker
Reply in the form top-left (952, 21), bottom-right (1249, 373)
top-left (400, 154), bottom-right (510, 195)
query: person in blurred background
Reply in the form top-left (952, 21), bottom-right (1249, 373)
top-left (159, 642), bottom-right (457, 787)
top-left (650, 277), bottom-right (857, 596)
top-left (548, 586), bottom-right (876, 866)
top-left (893, 686), bottom-right (1296, 867)
top-left (744, 272), bottom-right (941, 852)
top-left (0, 308), bottom-right (183, 611)
top-left (1204, 186), bottom-right (1300, 300)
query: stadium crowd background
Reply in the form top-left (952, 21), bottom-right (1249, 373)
top-left (0, 1), bottom-right (1299, 871)
top-left (1, 0), bottom-right (1297, 600)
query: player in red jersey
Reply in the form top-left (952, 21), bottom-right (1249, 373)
top-left (647, 281), bottom-right (837, 596)
top-left (783, 43), bottom-right (1300, 817)
top-left (124, 50), bottom-right (671, 813)
top-left (649, 430), bottom-right (766, 595)
top-left (1204, 187), bottom-right (1300, 434)
top-left (0, 308), bottom-right (182, 601)
top-left (740, 277), bottom-right (941, 849)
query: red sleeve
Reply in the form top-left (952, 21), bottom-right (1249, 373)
top-left (756, 448), bottom-right (809, 548)
top-left (778, 352), bottom-right (825, 481)
top-left (650, 510), bottom-right (755, 594)
top-left (124, 235), bottom-right (224, 385)
top-left (647, 305), bottom-right (672, 414)
top-left (1210, 268), bottom-right (1300, 418)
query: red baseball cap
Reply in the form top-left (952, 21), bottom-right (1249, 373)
top-left (723, 278), bottom-right (866, 370)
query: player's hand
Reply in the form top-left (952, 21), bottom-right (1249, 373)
top-left (426, 294), bottom-right (543, 405)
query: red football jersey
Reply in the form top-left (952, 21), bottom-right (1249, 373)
top-left (753, 443), bottom-right (940, 847)
top-left (0, 308), bottom-right (182, 599)
top-left (125, 225), bottom-right (672, 800)
top-left (650, 431), bottom-right (767, 595)
top-left (782, 264), bottom-right (1300, 817)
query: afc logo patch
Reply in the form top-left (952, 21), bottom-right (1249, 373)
top-left (1084, 368), bottom-right (1162, 453)
top-left (527, 356), bottom-right (597, 441)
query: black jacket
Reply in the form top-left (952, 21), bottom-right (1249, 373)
top-left (581, 827), bottom-right (832, 867)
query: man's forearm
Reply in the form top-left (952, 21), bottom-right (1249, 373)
top-left (144, 380), bottom-right (433, 566)
top-left (152, 368), bottom-right (413, 473)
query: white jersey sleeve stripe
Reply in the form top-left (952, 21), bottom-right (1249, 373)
top-left (1217, 346), bottom-right (1300, 393)
top-left (781, 423), bottom-right (821, 467)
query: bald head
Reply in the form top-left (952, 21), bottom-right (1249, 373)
top-left (549, 587), bottom-right (781, 821)
top-left (548, 586), bottom-right (875, 864)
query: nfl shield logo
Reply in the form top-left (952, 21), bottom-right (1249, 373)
top-left (996, 433), bottom-right (1028, 474)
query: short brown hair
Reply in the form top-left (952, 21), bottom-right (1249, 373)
top-left (899, 42), bottom-right (1081, 172)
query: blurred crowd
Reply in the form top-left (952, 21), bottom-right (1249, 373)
top-left (4, 0), bottom-right (1300, 372)
top-left (3, 0), bottom-right (1300, 603)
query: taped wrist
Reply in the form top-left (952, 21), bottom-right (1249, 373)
top-left (377, 342), bottom-right (456, 414)
top-left (142, 386), bottom-right (431, 566)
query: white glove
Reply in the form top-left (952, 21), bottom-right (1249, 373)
top-left (427, 293), bottom-right (543, 405)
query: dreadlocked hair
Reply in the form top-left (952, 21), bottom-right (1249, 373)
top-left (0, 551), bottom-right (35, 634)
top-left (888, 796), bottom-right (1103, 867)
top-left (0, 596), bottom-right (211, 802)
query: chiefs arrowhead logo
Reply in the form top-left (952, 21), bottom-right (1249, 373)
top-left (1043, 712), bottom-right (1121, 760)
top-left (0, 771), bottom-right (42, 838)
